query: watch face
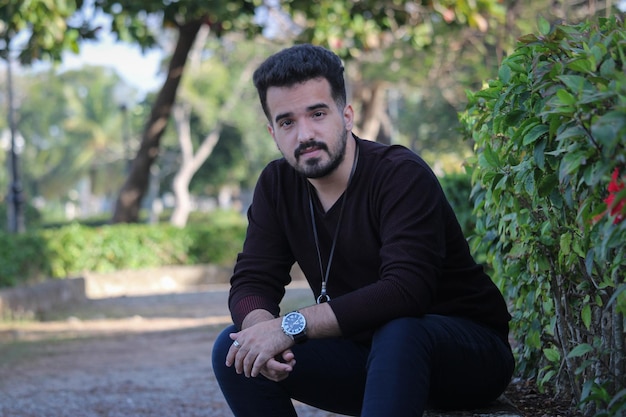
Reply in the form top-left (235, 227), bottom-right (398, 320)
top-left (283, 312), bottom-right (306, 335)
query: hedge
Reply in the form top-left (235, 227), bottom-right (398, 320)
top-left (461, 16), bottom-right (625, 416)
top-left (0, 216), bottom-right (247, 288)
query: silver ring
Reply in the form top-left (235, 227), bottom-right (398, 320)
top-left (232, 340), bottom-right (241, 348)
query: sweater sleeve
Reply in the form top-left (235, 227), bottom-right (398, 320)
top-left (228, 165), bottom-right (295, 329)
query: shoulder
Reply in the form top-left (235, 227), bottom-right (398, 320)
top-left (356, 137), bottom-right (437, 182)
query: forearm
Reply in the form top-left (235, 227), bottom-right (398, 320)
top-left (299, 302), bottom-right (342, 339)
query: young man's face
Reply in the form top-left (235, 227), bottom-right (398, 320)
top-left (266, 77), bottom-right (354, 179)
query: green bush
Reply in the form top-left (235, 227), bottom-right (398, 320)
top-left (0, 231), bottom-right (51, 286)
top-left (0, 202), bottom-right (43, 232)
top-left (0, 211), bottom-right (247, 288)
top-left (461, 17), bottom-right (625, 416)
top-left (440, 171), bottom-right (493, 277)
top-left (440, 171), bottom-right (476, 237)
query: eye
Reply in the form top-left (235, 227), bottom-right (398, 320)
top-left (279, 119), bottom-right (294, 128)
top-left (312, 111), bottom-right (325, 118)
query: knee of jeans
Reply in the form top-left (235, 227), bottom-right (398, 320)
top-left (211, 325), bottom-right (237, 377)
top-left (372, 316), bottom-right (440, 352)
top-left (374, 317), bottom-right (427, 338)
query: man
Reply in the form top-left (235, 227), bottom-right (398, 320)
top-left (212, 44), bottom-right (514, 417)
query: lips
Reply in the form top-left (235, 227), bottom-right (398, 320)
top-left (300, 146), bottom-right (320, 155)
top-left (295, 142), bottom-right (327, 159)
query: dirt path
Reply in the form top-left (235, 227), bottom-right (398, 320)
top-left (0, 285), bottom-right (344, 417)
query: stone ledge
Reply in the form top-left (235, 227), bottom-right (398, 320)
top-left (83, 264), bottom-right (234, 298)
top-left (424, 396), bottom-right (522, 417)
top-left (0, 264), bottom-right (305, 318)
top-left (0, 277), bottom-right (87, 320)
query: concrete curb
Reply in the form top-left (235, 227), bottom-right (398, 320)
top-left (0, 277), bottom-right (87, 320)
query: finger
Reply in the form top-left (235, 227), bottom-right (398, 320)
top-left (234, 347), bottom-right (248, 375)
top-left (225, 337), bottom-right (242, 367)
top-left (243, 350), bottom-right (260, 378)
top-left (260, 358), bottom-right (293, 381)
top-left (265, 357), bottom-right (294, 374)
top-left (281, 349), bottom-right (295, 363)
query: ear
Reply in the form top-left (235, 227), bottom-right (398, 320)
top-left (267, 123), bottom-right (275, 139)
top-left (343, 104), bottom-right (354, 131)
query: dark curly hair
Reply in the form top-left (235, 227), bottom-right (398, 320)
top-left (253, 44), bottom-right (346, 122)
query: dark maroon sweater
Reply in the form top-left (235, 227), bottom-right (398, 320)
top-left (229, 137), bottom-right (511, 342)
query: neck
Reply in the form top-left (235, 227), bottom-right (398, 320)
top-left (308, 135), bottom-right (358, 212)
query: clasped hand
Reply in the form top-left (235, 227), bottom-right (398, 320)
top-left (225, 317), bottom-right (296, 381)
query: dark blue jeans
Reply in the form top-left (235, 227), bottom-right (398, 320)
top-left (211, 315), bottom-right (514, 417)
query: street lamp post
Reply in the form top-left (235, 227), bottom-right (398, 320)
top-left (5, 51), bottom-right (25, 234)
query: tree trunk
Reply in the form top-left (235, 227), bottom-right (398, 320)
top-left (168, 56), bottom-right (259, 227)
top-left (353, 81), bottom-right (391, 144)
top-left (169, 103), bottom-right (222, 228)
top-left (111, 20), bottom-right (203, 223)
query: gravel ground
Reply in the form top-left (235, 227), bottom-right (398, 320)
top-left (0, 284), bottom-right (345, 417)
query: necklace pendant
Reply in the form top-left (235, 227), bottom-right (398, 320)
top-left (317, 293), bottom-right (331, 304)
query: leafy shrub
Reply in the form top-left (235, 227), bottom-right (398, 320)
top-left (440, 170), bottom-right (494, 278)
top-left (0, 231), bottom-right (51, 286)
top-left (460, 17), bottom-right (625, 416)
top-left (0, 211), bottom-right (247, 288)
top-left (440, 171), bottom-right (476, 237)
top-left (0, 202), bottom-right (42, 232)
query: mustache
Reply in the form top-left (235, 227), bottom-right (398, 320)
top-left (294, 141), bottom-right (328, 159)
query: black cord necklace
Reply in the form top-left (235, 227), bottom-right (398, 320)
top-left (308, 141), bottom-right (360, 304)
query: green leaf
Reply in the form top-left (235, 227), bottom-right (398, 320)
top-left (538, 173), bottom-right (558, 197)
top-left (538, 16), bottom-right (551, 36)
top-left (591, 111), bottom-right (626, 147)
top-left (557, 75), bottom-right (587, 92)
top-left (556, 88), bottom-right (577, 105)
top-left (539, 369), bottom-right (556, 387)
top-left (560, 232), bottom-right (572, 255)
top-left (534, 138), bottom-right (547, 170)
top-left (567, 343), bottom-right (593, 358)
top-left (543, 347), bottom-right (561, 363)
top-left (481, 145), bottom-right (500, 168)
top-left (474, 87), bottom-right (502, 100)
top-left (581, 304), bottom-right (592, 329)
top-left (523, 124), bottom-right (549, 146)
top-left (600, 58), bottom-right (616, 77)
top-left (567, 58), bottom-right (593, 74)
top-left (554, 125), bottom-right (587, 142)
top-left (498, 64), bottom-right (512, 84)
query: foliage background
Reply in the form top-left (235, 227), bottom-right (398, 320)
top-left (461, 16), bottom-right (625, 416)
top-left (0, 210), bottom-right (246, 288)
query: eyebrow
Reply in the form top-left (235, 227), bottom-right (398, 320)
top-left (274, 103), bottom-right (331, 124)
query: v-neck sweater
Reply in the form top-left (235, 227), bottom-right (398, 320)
top-left (229, 137), bottom-right (511, 342)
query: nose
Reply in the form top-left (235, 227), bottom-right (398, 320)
top-left (296, 118), bottom-right (314, 143)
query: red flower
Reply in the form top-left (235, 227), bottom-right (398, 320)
top-left (605, 168), bottom-right (625, 224)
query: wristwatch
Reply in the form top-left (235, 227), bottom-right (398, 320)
top-left (281, 311), bottom-right (307, 344)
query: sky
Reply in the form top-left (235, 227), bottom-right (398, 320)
top-left (60, 32), bottom-right (164, 96)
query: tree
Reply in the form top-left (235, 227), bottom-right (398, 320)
top-left (106, 0), bottom-right (511, 223)
top-left (169, 51), bottom-right (261, 226)
top-left (106, 0), bottom-right (259, 223)
top-left (278, 0), bottom-right (506, 143)
top-left (0, 0), bottom-right (99, 231)
top-left (13, 66), bottom-right (138, 219)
